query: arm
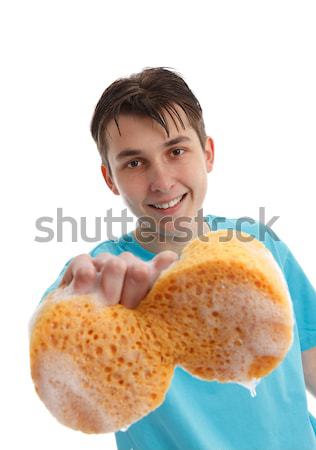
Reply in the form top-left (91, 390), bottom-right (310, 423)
top-left (302, 346), bottom-right (316, 398)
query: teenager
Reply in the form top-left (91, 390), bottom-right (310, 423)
top-left (41, 67), bottom-right (316, 450)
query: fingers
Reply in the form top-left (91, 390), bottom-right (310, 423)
top-left (149, 251), bottom-right (178, 284)
top-left (57, 250), bottom-right (179, 310)
top-left (95, 252), bottom-right (149, 308)
top-left (92, 253), bottom-right (113, 272)
top-left (119, 253), bottom-right (151, 309)
top-left (59, 254), bottom-right (97, 295)
top-left (120, 251), bottom-right (178, 309)
top-left (98, 256), bottom-right (127, 306)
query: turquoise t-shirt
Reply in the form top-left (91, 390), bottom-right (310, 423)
top-left (41, 214), bottom-right (316, 450)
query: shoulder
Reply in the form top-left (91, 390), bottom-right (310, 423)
top-left (205, 213), bottom-right (290, 270)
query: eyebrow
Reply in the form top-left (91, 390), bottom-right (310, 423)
top-left (115, 135), bottom-right (191, 161)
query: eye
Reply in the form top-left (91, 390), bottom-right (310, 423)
top-left (171, 148), bottom-right (185, 157)
top-left (127, 159), bottom-right (142, 169)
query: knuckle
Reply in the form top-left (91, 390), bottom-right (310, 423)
top-left (75, 266), bottom-right (96, 283)
top-left (108, 258), bottom-right (127, 273)
top-left (120, 251), bottom-right (132, 258)
top-left (130, 264), bottom-right (149, 281)
top-left (93, 252), bottom-right (109, 261)
top-left (75, 253), bottom-right (91, 262)
top-left (72, 254), bottom-right (92, 269)
top-left (119, 252), bottom-right (137, 263)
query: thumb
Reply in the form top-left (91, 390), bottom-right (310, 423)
top-left (149, 251), bottom-right (179, 282)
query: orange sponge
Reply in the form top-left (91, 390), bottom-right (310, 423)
top-left (29, 230), bottom-right (293, 433)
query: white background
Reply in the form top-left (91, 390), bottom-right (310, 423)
top-left (1, 1), bottom-right (315, 449)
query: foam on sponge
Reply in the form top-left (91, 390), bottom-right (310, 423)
top-left (29, 230), bottom-right (294, 433)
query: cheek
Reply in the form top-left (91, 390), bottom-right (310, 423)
top-left (193, 173), bottom-right (208, 201)
top-left (119, 184), bottom-right (144, 208)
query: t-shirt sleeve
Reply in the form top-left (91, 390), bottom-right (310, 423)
top-left (282, 245), bottom-right (316, 352)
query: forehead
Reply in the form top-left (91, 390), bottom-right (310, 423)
top-left (105, 104), bottom-right (196, 149)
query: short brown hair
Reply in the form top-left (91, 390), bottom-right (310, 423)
top-left (90, 67), bottom-right (207, 173)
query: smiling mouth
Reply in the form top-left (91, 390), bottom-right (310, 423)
top-left (148, 193), bottom-right (188, 210)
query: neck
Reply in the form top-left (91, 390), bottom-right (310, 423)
top-left (132, 219), bottom-right (211, 256)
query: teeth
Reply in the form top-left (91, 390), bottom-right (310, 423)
top-left (152, 194), bottom-right (184, 209)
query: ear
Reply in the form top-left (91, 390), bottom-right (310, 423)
top-left (204, 137), bottom-right (215, 173)
top-left (101, 164), bottom-right (120, 195)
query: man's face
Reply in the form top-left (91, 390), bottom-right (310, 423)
top-left (102, 105), bottom-right (214, 237)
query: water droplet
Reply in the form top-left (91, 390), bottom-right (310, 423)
top-left (236, 378), bottom-right (260, 397)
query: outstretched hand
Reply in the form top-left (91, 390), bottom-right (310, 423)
top-left (59, 251), bottom-right (178, 309)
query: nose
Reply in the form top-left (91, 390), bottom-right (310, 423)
top-left (148, 162), bottom-right (176, 193)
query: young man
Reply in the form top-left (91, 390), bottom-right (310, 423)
top-left (42, 67), bottom-right (316, 450)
